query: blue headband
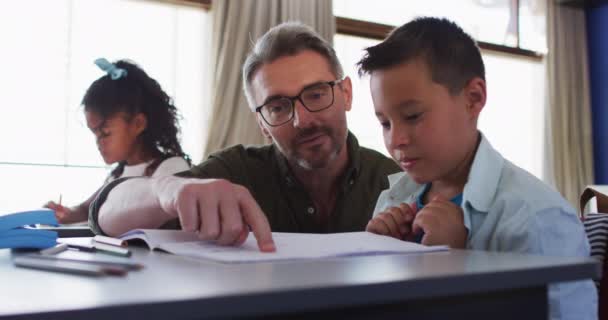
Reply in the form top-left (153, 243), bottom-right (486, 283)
top-left (94, 58), bottom-right (127, 80)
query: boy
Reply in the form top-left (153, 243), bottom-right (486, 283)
top-left (358, 17), bottom-right (596, 320)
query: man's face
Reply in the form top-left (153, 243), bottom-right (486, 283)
top-left (250, 50), bottom-right (352, 170)
top-left (370, 58), bottom-right (484, 184)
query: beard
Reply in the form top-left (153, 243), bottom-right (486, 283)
top-left (287, 125), bottom-right (344, 170)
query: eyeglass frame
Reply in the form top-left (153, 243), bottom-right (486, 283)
top-left (254, 79), bottom-right (344, 127)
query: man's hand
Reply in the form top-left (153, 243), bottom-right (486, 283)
top-left (155, 176), bottom-right (275, 252)
top-left (412, 195), bottom-right (467, 248)
top-left (366, 203), bottom-right (416, 240)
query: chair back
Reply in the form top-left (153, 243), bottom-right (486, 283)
top-left (580, 187), bottom-right (608, 320)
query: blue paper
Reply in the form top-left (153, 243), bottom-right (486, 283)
top-left (0, 209), bottom-right (58, 249)
top-left (3, 228), bottom-right (58, 239)
top-left (0, 209), bottom-right (58, 233)
top-left (0, 229), bottom-right (58, 249)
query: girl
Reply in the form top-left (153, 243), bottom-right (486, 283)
top-left (45, 58), bottom-right (191, 224)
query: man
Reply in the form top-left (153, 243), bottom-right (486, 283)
top-left (89, 22), bottom-right (400, 252)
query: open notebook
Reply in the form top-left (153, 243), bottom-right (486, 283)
top-left (119, 229), bottom-right (448, 263)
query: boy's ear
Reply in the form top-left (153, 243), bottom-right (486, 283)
top-left (464, 77), bottom-right (486, 119)
top-left (133, 113), bottom-right (147, 135)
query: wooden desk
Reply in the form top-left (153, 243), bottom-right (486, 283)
top-left (0, 246), bottom-right (599, 319)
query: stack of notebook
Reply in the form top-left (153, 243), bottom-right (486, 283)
top-left (0, 209), bottom-right (58, 249)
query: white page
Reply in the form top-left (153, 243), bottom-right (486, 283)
top-left (120, 229), bottom-right (200, 249)
top-left (158, 232), bottom-right (448, 263)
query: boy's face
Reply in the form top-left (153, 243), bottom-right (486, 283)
top-left (370, 58), bottom-right (485, 184)
top-left (85, 110), bottom-right (146, 165)
top-left (250, 50), bottom-right (352, 170)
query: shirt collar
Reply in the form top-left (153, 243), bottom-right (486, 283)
top-left (274, 131), bottom-right (361, 186)
top-left (344, 131), bottom-right (361, 180)
top-left (387, 172), bottom-right (421, 202)
top-left (386, 131), bottom-right (504, 213)
top-left (462, 132), bottom-right (504, 212)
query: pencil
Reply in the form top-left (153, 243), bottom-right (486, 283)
top-left (59, 194), bottom-right (62, 206)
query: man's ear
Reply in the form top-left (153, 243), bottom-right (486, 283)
top-left (133, 113), bottom-right (147, 135)
top-left (256, 114), bottom-right (272, 140)
top-left (463, 77), bottom-right (486, 119)
top-left (340, 76), bottom-right (353, 112)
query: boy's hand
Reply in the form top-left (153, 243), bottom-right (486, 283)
top-left (366, 203), bottom-right (416, 240)
top-left (412, 196), bottom-right (467, 248)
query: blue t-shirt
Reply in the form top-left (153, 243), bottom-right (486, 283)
top-left (413, 183), bottom-right (463, 243)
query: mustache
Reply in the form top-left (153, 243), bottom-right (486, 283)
top-left (294, 126), bottom-right (332, 143)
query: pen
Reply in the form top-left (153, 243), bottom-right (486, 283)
top-left (65, 243), bottom-right (96, 253)
top-left (28, 252), bottom-right (143, 270)
top-left (27, 252), bottom-right (144, 271)
top-left (58, 194), bottom-right (62, 206)
top-left (94, 242), bottom-right (131, 257)
top-left (40, 243), bottom-right (68, 255)
top-left (14, 256), bottom-right (107, 277)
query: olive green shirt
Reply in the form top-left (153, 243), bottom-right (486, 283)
top-left (90, 133), bottom-right (400, 234)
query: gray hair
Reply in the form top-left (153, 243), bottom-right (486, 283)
top-left (242, 22), bottom-right (344, 109)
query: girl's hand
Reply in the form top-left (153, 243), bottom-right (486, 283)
top-left (44, 201), bottom-right (85, 224)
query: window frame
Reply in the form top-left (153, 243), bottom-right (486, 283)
top-left (175, 0), bottom-right (543, 60)
top-left (335, 16), bottom-right (543, 60)
top-left (153, 0), bottom-right (211, 10)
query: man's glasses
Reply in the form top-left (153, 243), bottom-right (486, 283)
top-left (255, 79), bottom-right (343, 127)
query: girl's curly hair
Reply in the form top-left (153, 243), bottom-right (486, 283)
top-left (82, 59), bottom-right (191, 178)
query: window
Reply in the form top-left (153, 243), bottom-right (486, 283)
top-left (0, 0), bottom-right (211, 213)
top-left (334, 35), bottom-right (385, 155)
top-left (334, 1), bottom-right (547, 180)
top-left (334, 0), bottom-right (547, 53)
top-left (0, 0), bottom-right (547, 213)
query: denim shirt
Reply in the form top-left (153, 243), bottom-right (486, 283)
top-left (374, 132), bottom-right (597, 320)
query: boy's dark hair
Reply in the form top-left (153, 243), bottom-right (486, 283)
top-left (357, 17), bottom-right (485, 95)
top-left (82, 59), bottom-right (191, 178)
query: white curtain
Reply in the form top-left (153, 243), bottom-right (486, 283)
top-left (545, 1), bottom-right (594, 206)
top-left (203, 0), bottom-right (335, 158)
